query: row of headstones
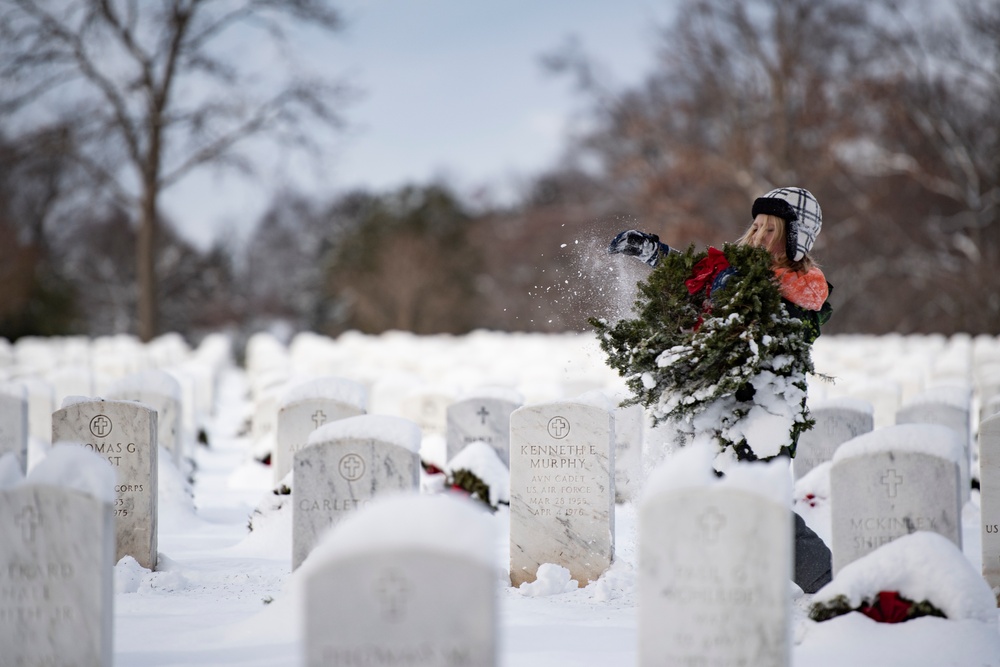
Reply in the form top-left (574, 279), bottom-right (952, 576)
top-left (1, 393), bottom-right (991, 667)
top-left (300, 402), bottom-right (996, 666)
top-left (0, 366), bottom-right (210, 474)
top-left (258, 374), bottom-right (644, 503)
top-left (267, 377), bottom-right (986, 588)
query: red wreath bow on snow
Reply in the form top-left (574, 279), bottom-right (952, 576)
top-left (859, 591), bottom-right (912, 624)
top-left (685, 246), bottom-right (730, 297)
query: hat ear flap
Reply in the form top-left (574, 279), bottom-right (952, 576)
top-left (785, 221), bottom-right (801, 262)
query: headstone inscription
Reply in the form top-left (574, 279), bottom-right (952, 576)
top-left (638, 449), bottom-right (792, 667)
top-left (445, 394), bottom-right (522, 466)
top-left (274, 377), bottom-right (367, 484)
top-left (980, 412), bottom-right (1000, 604)
top-left (793, 398), bottom-right (873, 480)
top-left (52, 398), bottom-right (159, 569)
top-left (829, 424), bottom-right (963, 575)
top-left (302, 495), bottom-right (497, 667)
top-left (509, 400), bottom-right (615, 587)
top-left (0, 384), bottom-right (28, 473)
top-left (106, 369), bottom-right (184, 468)
top-left (293, 415), bottom-right (421, 569)
top-left (0, 446), bottom-right (115, 667)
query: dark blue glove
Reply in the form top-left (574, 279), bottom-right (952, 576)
top-left (608, 230), bottom-right (669, 267)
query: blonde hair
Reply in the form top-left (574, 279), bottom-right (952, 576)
top-left (737, 214), bottom-right (817, 273)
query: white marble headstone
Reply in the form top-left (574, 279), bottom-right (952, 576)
top-left (895, 385), bottom-right (972, 501)
top-left (445, 396), bottom-right (521, 466)
top-left (302, 495), bottom-right (497, 667)
top-left (0, 446), bottom-right (115, 667)
top-left (52, 398), bottom-right (159, 569)
top-left (0, 384), bottom-right (28, 473)
top-left (980, 412), bottom-right (1000, 604)
top-left (293, 415), bottom-right (421, 569)
top-left (793, 398), bottom-right (873, 480)
top-left (613, 403), bottom-right (643, 503)
top-left (509, 401), bottom-right (615, 587)
top-left (639, 454), bottom-right (792, 667)
top-left (274, 377), bottom-right (367, 484)
top-left (830, 424), bottom-right (963, 574)
top-left (398, 389), bottom-right (454, 437)
top-left (20, 377), bottom-right (56, 444)
top-left (106, 369), bottom-right (184, 468)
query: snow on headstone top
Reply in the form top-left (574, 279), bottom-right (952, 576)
top-left (642, 443), bottom-right (792, 508)
top-left (832, 424), bottom-right (964, 466)
top-left (448, 440), bottom-right (510, 507)
top-left (809, 396), bottom-right (874, 415)
top-left (0, 452), bottom-right (23, 489)
top-left (307, 414), bottom-right (421, 453)
top-left (19, 443), bottom-right (116, 502)
top-left (902, 385), bottom-right (971, 409)
top-left (279, 376), bottom-right (367, 412)
top-left (301, 494), bottom-right (496, 572)
top-left (813, 531), bottom-right (995, 622)
top-left (60, 395), bottom-right (100, 409)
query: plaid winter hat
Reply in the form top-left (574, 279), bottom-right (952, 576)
top-left (751, 187), bottom-right (822, 262)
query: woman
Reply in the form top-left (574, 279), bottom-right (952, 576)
top-left (609, 186), bottom-right (832, 341)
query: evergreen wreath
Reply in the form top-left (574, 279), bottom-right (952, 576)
top-left (590, 243), bottom-right (816, 463)
top-left (809, 592), bottom-right (946, 624)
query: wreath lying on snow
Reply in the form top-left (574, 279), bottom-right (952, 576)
top-left (590, 243), bottom-right (816, 464)
top-left (810, 592), bottom-right (946, 624)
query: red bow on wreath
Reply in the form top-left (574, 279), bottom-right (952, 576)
top-left (859, 591), bottom-right (912, 624)
top-left (685, 246), bottom-right (730, 297)
top-left (685, 246), bottom-right (730, 330)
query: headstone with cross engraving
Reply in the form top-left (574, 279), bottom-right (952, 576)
top-left (793, 397), bottom-right (874, 480)
top-left (293, 415), bottom-right (421, 569)
top-left (0, 384), bottom-right (29, 473)
top-left (52, 398), bottom-right (159, 569)
top-left (106, 370), bottom-right (185, 468)
top-left (980, 412), bottom-right (1000, 604)
top-left (829, 424), bottom-right (964, 575)
top-left (398, 388), bottom-right (454, 437)
top-left (302, 494), bottom-right (497, 667)
top-left (509, 400), bottom-right (615, 587)
top-left (0, 445), bottom-right (115, 667)
top-left (445, 393), bottom-right (522, 466)
top-left (895, 385), bottom-right (972, 502)
top-left (613, 402), bottom-right (643, 503)
top-left (273, 377), bottom-right (367, 484)
top-left (638, 447), bottom-right (792, 667)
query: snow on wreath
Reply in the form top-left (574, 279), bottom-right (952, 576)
top-left (590, 243), bottom-right (817, 465)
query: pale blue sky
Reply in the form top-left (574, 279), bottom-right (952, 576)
top-left (163, 1), bottom-right (675, 249)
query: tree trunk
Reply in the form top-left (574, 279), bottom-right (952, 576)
top-left (137, 183), bottom-right (157, 342)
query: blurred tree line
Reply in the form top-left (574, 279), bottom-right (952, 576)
top-left (1, 0), bottom-right (998, 342)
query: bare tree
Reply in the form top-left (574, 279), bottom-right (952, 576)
top-left (0, 0), bottom-right (348, 340)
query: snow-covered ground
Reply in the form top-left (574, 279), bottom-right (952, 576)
top-left (7, 329), bottom-right (1000, 665)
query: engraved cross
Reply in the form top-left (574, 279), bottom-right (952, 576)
top-left (698, 506), bottom-right (726, 542)
top-left (477, 406), bottom-right (490, 425)
top-left (375, 569), bottom-right (410, 622)
top-left (549, 417), bottom-right (569, 438)
top-left (312, 410), bottom-right (327, 429)
top-left (881, 469), bottom-right (903, 498)
top-left (16, 505), bottom-right (39, 542)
